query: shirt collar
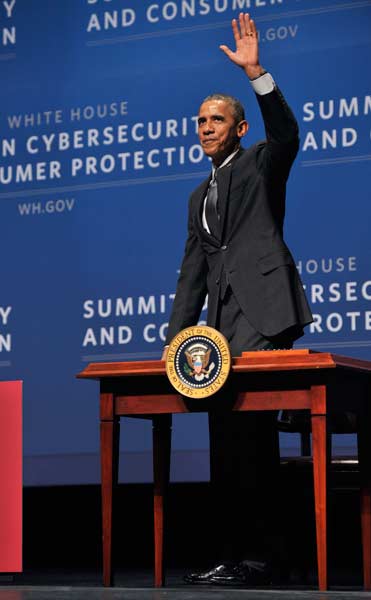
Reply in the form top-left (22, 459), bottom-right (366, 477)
top-left (212, 147), bottom-right (240, 177)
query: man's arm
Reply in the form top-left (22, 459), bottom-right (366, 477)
top-left (221, 13), bottom-right (299, 181)
top-left (163, 197), bottom-right (208, 356)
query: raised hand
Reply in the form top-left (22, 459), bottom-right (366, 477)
top-left (220, 13), bottom-right (264, 80)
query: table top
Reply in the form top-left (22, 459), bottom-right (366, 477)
top-left (77, 349), bottom-right (371, 380)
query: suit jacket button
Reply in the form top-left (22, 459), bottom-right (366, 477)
top-left (221, 245), bottom-right (227, 251)
top-left (216, 278), bottom-right (220, 284)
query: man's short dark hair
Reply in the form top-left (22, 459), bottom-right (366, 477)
top-left (201, 93), bottom-right (245, 123)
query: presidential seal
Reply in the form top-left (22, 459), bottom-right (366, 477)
top-left (165, 325), bottom-right (231, 398)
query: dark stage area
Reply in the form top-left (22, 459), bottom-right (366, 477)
top-left (7, 456), bottom-right (365, 598)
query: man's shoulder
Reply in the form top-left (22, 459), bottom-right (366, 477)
top-left (233, 142), bottom-right (267, 169)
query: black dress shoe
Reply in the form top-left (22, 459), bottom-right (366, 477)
top-left (184, 560), bottom-right (272, 586)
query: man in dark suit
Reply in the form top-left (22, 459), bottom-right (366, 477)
top-left (163, 13), bottom-right (313, 585)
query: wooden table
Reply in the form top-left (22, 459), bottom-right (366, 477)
top-left (77, 349), bottom-right (371, 590)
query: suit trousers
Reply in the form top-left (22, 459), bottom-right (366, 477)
top-left (209, 287), bottom-right (293, 563)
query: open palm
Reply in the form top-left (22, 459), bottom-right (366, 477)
top-left (220, 13), bottom-right (261, 76)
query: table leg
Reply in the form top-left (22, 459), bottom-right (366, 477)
top-left (100, 401), bottom-right (120, 587)
top-left (152, 414), bottom-right (172, 587)
top-left (357, 380), bottom-right (371, 590)
top-left (310, 385), bottom-right (328, 591)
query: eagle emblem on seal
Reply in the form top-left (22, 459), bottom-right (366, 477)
top-left (184, 342), bottom-right (216, 382)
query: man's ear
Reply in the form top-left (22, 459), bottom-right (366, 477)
top-left (237, 120), bottom-right (249, 138)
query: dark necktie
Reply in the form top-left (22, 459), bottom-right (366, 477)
top-left (205, 171), bottom-right (220, 238)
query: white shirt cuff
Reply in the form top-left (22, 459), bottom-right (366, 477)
top-left (250, 72), bottom-right (275, 95)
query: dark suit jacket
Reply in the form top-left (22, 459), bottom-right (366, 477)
top-left (165, 85), bottom-right (313, 344)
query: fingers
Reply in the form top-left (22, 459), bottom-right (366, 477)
top-left (239, 12), bottom-right (247, 37)
top-left (219, 44), bottom-right (234, 60)
top-left (232, 13), bottom-right (256, 39)
top-left (250, 18), bottom-right (257, 38)
top-left (231, 18), bottom-right (240, 44)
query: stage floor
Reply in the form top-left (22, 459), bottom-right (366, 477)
top-left (1, 570), bottom-right (371, 600)
top-left (1, 586), bottom-right (371, 600)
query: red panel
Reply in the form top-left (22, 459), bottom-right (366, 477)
top-left (0, 381), bottom-right (22, 572)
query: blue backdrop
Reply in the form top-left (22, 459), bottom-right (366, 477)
top-left (1, 0), bottom-right (370, 485)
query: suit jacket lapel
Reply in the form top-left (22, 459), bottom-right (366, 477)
top-left (221, 148), bottom-right (246, 242)
top-left (194, 178), bottom-right (220, 246)
top-left (195, 148), bottom-right (245, 245)
top-left (217, 161), bottom-right (233, 239)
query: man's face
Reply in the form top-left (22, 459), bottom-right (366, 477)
top-left (197, 99), bottom-right (248, 167)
